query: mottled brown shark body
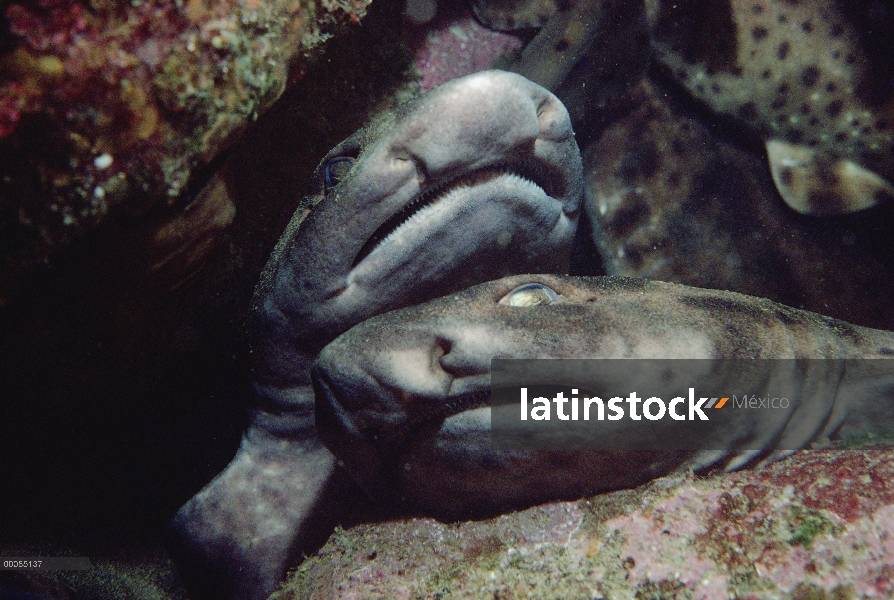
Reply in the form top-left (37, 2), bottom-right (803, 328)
top-left (474, 0), bottom-right (894, 215)
top-left (314, 274), bottom-right (894, 518)
top-left (647, 0), bottom-right (894, 215)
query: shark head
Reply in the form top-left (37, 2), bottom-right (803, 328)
top-left (311, 275), bottom-right (718, 516)
top-left (252, 70), bottom-right (583, 376)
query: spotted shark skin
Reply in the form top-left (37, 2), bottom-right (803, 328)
top-left (313, 274), bottom-right (894, 519)
top-left (507, 0), bottom-right (650, 135)
top-left (465, 0), bottom-right (650, 136)
top-left (581, 78), bottom-right (894, 332)
top-left (169, 71), bottom-right (583, 600)
top-left (646, 0), bottom-right (894, 215)
top-left (474, 0), bottom-right (894, 214)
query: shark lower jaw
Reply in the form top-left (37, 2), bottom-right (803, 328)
top-left (329, 169), bottom-right (574, 310)
top-left (405, 389), bottom-right (492, 432)
top-left (314, 334), bottom-right (493, 437)
top-left (350, 160), bottom-right (568, 269)
top-left (323, 388), bottom-right (492, 444)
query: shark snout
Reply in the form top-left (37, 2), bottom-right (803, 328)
top-left (433, 332), bottom-right (492, 384)
top-left (314, 323), bottom-right (492, 432)
top-left (534, 87), bottom-right (575, 145)
top-left (393, 70), bottom-right (580, 197)
top-left (312, 322), bottom-right (493, 495)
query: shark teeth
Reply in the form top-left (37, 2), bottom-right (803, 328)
top-left (351, 162), bottom-right (550, 268)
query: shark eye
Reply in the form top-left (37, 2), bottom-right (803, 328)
top-left (500, 283), bottom-right (559, 307)
top-left (324, 157), bottom-right (355, 188)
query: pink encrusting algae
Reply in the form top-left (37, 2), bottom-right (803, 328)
top-left (276, 450), bottom-right (894, 599)
top-left (403, 3), bottom-right (525, 92)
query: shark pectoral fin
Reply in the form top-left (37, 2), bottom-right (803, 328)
top-left (683, 448), bottom-right (792, 473)
top-left (678, 449), bottom-right (731, 473)
top-left (766, 139), bottom-right (894, 216)
top-left (723, 448), bottom-right (763, 472)
top-left (170, 431), bottom-right (355, 600)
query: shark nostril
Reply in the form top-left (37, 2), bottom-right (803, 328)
top-left (434, 336), bottom-right (453, 362)
top-left (537, 95), bottom-right (572, 142)
top-left (395, 152), bottom-right (429, 182)
top-left (436, 336), bottom-right (467, 377)
top-left (437, 338), bottom-right (486, 379)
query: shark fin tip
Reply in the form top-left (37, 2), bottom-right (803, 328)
top-left (766, 139), bottom-right (894, 216)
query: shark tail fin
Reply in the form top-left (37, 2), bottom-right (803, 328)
top-left (766, 139), bottom-right (894, 216)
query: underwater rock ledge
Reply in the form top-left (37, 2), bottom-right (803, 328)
top-left (0, 0), bottom-right (369, 286)
top-left (277, 449), bottom-right (894, 599)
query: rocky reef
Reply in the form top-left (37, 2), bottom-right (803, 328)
top-left (0, 0), bottom-right (368, 289)
top-left (2, 0), bottom-right (894, 598)
top-left (0, 1), bottom-right (414, 597)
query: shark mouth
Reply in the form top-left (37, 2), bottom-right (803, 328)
top-left (313, 364), bottom-right (491, 446)
top-left (413, 389), bottom-right (491, 427)
top-left (371, 388), bottom-right (492, 448)
top-left (350, 159), bottom-right (564, 268)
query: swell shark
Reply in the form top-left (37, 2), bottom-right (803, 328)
top-left (473, 0), bottom-right (894, 215)
top-left (314, 274), bottom-right (894, 518)
top-left (170, 71), bottom-right (583, 600)
top-left (646, 0), bottom-right (894, 215)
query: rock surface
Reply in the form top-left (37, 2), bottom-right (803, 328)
top-left (276, 449), bottom-right (894, 599)
top-left (403, 2), bottom-right (524, 92)
top-left (0, 0), bottom-right (369, 289)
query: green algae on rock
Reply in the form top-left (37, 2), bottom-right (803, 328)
top-left (0, 0), bottom-right (369, 286)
